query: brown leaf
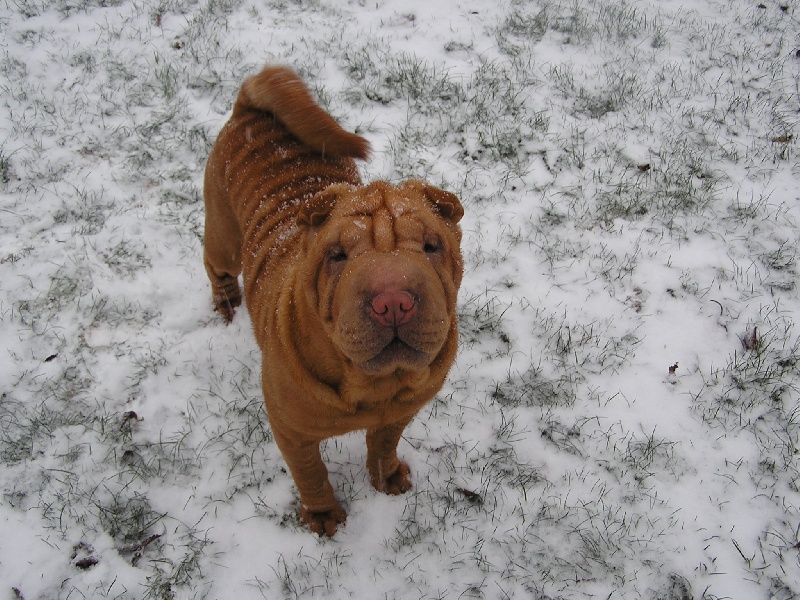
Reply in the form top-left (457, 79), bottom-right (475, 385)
top-left (457, 488), bottom-right (483, 504)
top-left (118, 533), bottom-right (163, 566)
top-left (75, 557), bottom-right (99, 570)
top-left (742, 327), bottom-right (760, 352)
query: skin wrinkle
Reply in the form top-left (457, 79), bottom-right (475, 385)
top-left (373, 208), bottom-right (395, 253)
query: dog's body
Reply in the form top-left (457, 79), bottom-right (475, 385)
top-left (203, 66), bottom-right (463, 536)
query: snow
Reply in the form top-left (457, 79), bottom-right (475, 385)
top-left (1, 0), bottom-right (799, 598)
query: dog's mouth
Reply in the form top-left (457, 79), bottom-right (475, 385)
top-left (359, 336), bottom-right (429, 374)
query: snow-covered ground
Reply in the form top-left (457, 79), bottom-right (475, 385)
top-left (1, 0), bottom-right (799, 598)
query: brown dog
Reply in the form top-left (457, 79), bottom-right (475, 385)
top-left (203, 66), bottom-right (464, 536)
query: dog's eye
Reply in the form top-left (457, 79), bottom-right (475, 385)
top-left (327, 245), bottom-right (348, 263)
top-left (423, 237), bottom-right (442, 254)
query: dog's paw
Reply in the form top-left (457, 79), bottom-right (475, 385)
top-left (299, 504), bottom-right (347, 537)
top-left (214, 298), bottom-right (239, 323)
top-left (375, 461), bottom-right (412, 496)
top-left (212, 285), bottom-right (242, 324)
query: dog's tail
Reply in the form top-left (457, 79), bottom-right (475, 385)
top-left (233, 66), bottom-right (371, 161)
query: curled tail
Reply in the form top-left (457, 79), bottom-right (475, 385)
top-left (233, 66), bottom-right (371, 161)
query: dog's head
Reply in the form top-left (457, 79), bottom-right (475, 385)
top-left (297, 180), bottom-right (463, 376)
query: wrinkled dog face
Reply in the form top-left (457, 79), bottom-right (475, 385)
top-left (299, 181), bottom-right (463, 376)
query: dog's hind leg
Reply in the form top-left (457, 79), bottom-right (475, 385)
top-left (203, 159), bottom-right (243, 323)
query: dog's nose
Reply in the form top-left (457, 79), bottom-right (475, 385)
top-left (370, 291), bottom-right (417, 327)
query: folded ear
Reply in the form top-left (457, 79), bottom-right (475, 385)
top-left (297, 184), bottom-right (353, 227)
top-left (404, 180), bottom-right (464, 224)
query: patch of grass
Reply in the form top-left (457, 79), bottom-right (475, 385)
top-left (143, 525), bottom-right (214, 600)
top-left (497, 0), bottom-right (653, 53)
top-left (458, 289), bottom-right (512, 349)
top-left (264, 550), bottom-right (350, 599)
top-left (697, 316), bottom-right (800, 432)
top-left (0, 147), bottom-right (13, 186)
top-left (101, 238), bottom-right (153, 276)
top-left (344, 51), bottom-right (548, 180)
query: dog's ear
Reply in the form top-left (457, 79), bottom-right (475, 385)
top-left (297, 185), bottom-right (351, 227)
top-left (405, 180), bottom-right (464, 224)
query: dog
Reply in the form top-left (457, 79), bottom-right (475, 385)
top-left (203, 66), bottom-right (463, 536)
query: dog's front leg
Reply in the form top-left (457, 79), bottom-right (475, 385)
top-left (366, 418), bottom-right (414, 495)
top-left (271, 427), bottom-right (346, 536)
